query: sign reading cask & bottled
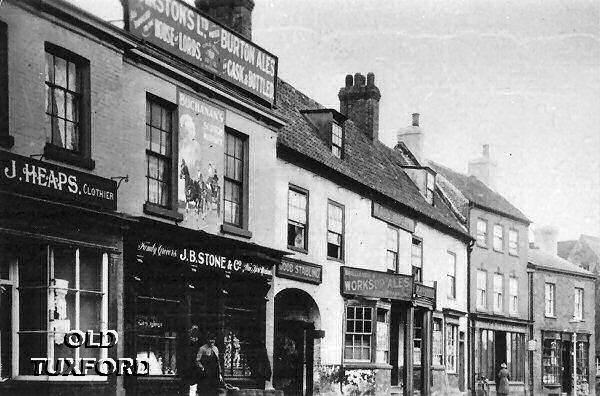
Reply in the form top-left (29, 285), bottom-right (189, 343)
top-left (341, 266), bottom-right (413, 300)
top-left (0, 151), bottom-right (117, 211)
top-left (277, 258), bottom-right (322, 285)
top-left (128, 0), bottom-right (278, 105)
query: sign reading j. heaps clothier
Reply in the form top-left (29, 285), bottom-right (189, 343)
top-left (341, 266), bottom-right (413, 301)
top-left (136, 240), bottom-right (273, 278)
top-left (128, 0), bottom-right (277, 105)
top-left (177, 89), bottom-right (225, 232)
top-left (0, 151), bottom-right (117, 211)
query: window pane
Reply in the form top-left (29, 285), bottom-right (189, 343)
top-left (20, 288), bottom-right (47, 330)
top-left (151, 102), bottom-right (162, 128)
top-left (80, 293), bottom-right (101, 332)
top-left (53, 247), bottom-right (76, 287)
top-left (151, 127), bottom-right (161, 153)
top-left (45, 53), bottom-right (54, 83)
top-left (80, 249), bottom-right (101, 292)
top-left (19, 333), bottom-right (46, 375)
top-left (54, 89), bottom-right (65, 119)
top-left (65, 121), bottom-right (77, 151)
top-left (54, 56), bottom-right (67, 88)
top-left (67, 61), bottom-right (77, 92)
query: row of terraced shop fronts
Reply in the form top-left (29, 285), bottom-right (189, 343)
top-left (0, 0), bottom-right (595, 396)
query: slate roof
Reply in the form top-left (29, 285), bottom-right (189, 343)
top-left (430, 162), bottom-right (530, 224)
top-left (274, 79), bottom-right (470, 240)
top-left (557, 240), bottom-right (577, 259)
top-left (581, 235), bottom-right (600, 259)
top-left (528, 248), bottom-right (596, 278)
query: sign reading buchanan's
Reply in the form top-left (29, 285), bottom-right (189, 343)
top-left (341, 266), bottom-right (413, 301)
top-left (128, 0), bottom-right (277, 105)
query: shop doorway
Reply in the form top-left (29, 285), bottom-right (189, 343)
top-left (561, 342), bottom-right (572, 393)
top-left (274, 288), bottom-right (321, 396)
top-left (459, 332), bottom-right (465, 391)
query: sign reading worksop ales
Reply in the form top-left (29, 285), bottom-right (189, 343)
top-left (128, 0), bottom-right (277, 104)
top-left (0, 151), bottom-right (117, 211)
top-left (341, 266), bottom-right (413, 301)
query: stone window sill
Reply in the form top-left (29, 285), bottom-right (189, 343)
top-left (221, 223), bottom-right (252, 239)
top-left (0, 134), bottom-right (14, 148)
top-left (143, 202), bottom-right (183, 222)
top-left (44, 143), bottom-right (95, 170)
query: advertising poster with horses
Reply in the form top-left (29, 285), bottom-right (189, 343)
top-left (177, 89), bottom-right (225, 232)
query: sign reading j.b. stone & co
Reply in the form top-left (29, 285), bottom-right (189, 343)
top-left (0, 151), bottom-right (117, 211)
top-left (128, 0), bottom-right (277, 105)
top-left (341, 266), bottom-right (413, 301)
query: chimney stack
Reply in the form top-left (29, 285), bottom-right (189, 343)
top-left (338, 72), bottom-right (381, 141)
top-left (196, 0), bottom-right (255, 40)
top-left (534, 225), bottom-right (559, 255)
top-left (396, 113), bottom-right (424, 163)
top-left (468, 144), bottom-right (498, 190)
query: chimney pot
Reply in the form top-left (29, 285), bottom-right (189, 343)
top-left (354, 73), bottom-right (365, 86)
top-left (367, 72), bottom-right (375, 87)
top-left (345, 74), bottom-right (353, 87)
top-left (412, 113), bottom-right (420, 127)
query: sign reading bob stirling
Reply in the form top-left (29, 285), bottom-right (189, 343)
top-left (0, 151), bottom-right (117, 211)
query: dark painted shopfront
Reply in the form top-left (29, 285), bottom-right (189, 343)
top-left (124, 220), bottom-right (285, 395)
top-left (0, 151), bottom-right (124, 396)
top-left (340, 266), bottom-right (436, 396)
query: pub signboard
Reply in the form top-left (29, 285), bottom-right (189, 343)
top-left (128, 0), bottom-right (278, 105)
top-left (277, 258), bottom-right (322, 285)
top-left (341, 266), bottom-right (413, 301)
top-left (0, 150), bottom-right (117, 211)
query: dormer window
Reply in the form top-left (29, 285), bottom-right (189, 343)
top-left (331, 122), bottom-right (343, 158)
top-left (425, 171), bottom-right (435, 205)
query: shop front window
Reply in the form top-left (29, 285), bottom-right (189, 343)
top-left (413, 314), bottom-right (422, 365)
top-left (0, 247), bottom-right (14, 380)
top-left (432, 318), bottom-right (443, 366)
top-left (11, 243), bottom-right (109, 378)
top-left (476, 329), bottom-right (495, 381)
top-left (446, 324), bottom-right (458, 373)
top-left (542, 338), bottom-right (561, 385)
top-left (344, 305), bottom-right (372, 362)
top-left (376, 308), bottom-right (389, 364)
top-left (576, 341), bottom-right (589, 391)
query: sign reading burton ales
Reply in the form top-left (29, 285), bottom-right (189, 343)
top-left (0, 151), bottom-right (117, 211)
top-left (277, 258), bottom-right (322, 285)
top-left (341, 266), bottom-right (413, 300)
top-left (128, 0), bottom-right (277, 105)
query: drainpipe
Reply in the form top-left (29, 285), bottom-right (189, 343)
top-left (466, 202), bottom-right (475, 396)
top-left (528, 268), bottom-right (534, 395)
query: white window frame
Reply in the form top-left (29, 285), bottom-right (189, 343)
top-left (386, 225), bottom-right (399, 273)
top-left (446, 323), bottom-right (458, 373)
top-left (545, 283), bottom-right (555, 317)
top-left (574, 287), bottom-right (584, 320)
top-left (509, 277), bottom-right (518, 315)
top-left (508, 229), bottom-right (519, 256)
top-left (493, 224), bottom-right (503, 252)
top-left (11, 246), bottom-right (109, 381)
top-left (493, 273), bottom-right (503, 313)
top-left (447, 251), bottom-right (456, 299)
top-left (331, 122), bottom-right (343, 158)
top-left (476, 270), bottom-right (487, 310)
top-left (476, 219), bottom-right (488, 247)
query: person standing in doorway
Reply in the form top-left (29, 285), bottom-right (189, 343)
top-left (497, 362), bottom-right (510, 396)
top-left (196, 332), bottom-right (223, 396)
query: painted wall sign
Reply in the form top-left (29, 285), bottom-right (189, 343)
top-left (136, 240), bottom-right (272, 278)
top-left (413, 282), bottom-right (436, 301)
top-left (372, 202), bottom-right (416, 233)
top-left (0, 150), bottom-right (117, 211)
top-left (128, 0), bottom-right (277, 105)
top-left (177, 89), bottom-right (225, 232)
top-left (277, 258), bottom-right (322, 285)
top-left (341, 266), bottom-right (413, 300)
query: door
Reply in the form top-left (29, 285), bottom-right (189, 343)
top-left (458, 332), bottom-right (465, 391)
top-left (274, 320), bottom-right (313, 396)
top-left (561, 342), bottom-right (572, 393)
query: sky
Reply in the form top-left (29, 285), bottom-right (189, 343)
top-left (68, 0), bottom-right (600, 241)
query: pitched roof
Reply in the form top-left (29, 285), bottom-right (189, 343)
top-left (581, 235), bottom-right (600, 259)
top-left (557, 240), bottom-right (576, 259)
top-left (430, 162), bottom-right (530, 224)
top-left (528, 248), bottom-right (595, 278)
top-left (274, 79), bottom-right (470, 240)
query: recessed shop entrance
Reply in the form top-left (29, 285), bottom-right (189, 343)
top-left (273, 288), bottom-right (321, 396)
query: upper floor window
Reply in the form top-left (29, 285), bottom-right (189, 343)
top-left (288, 186), bottom-right (308, 251)
top-left (509, 277), bottom-right (518, 315)
top-left (545, 283), bottom-right (555, 317)
top-left (0, 20), bottom-right (11, 148)
top-left (447, 251), bottom-right (456, 299)
top-left (327, 201), bottom-right (344, 261)
top-left (331, 122), bottom-right (343, 158)
top-left (574, 287), bottom-right (584, 320)
top-left (493, 224), bottom-right (504, 252)
top-left (224, 131), bottom-right (247, 228)
top-left (411, 237), bottom-right (423, 282)
top-left (344, 305), bottom-right (372, 362)
top-left (476, 270), bottom-right (487, 309)
top-left (386, 226), bottom-right (399, 272)
top-left (425, 171), bottom-right (435, 205)
top-left (476, 219), bottom-right (488, 247)
top-left (493, 274), bottom-right (503, 312)
top-left (509, 229), bottom-right (519, 256)
top-left (146, 97), bottom-right (174, 208)
top-left (44, 43), bottom-right (92, 168)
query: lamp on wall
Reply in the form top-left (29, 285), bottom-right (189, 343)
top-left (110, 175), bottom-right (129, 189)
